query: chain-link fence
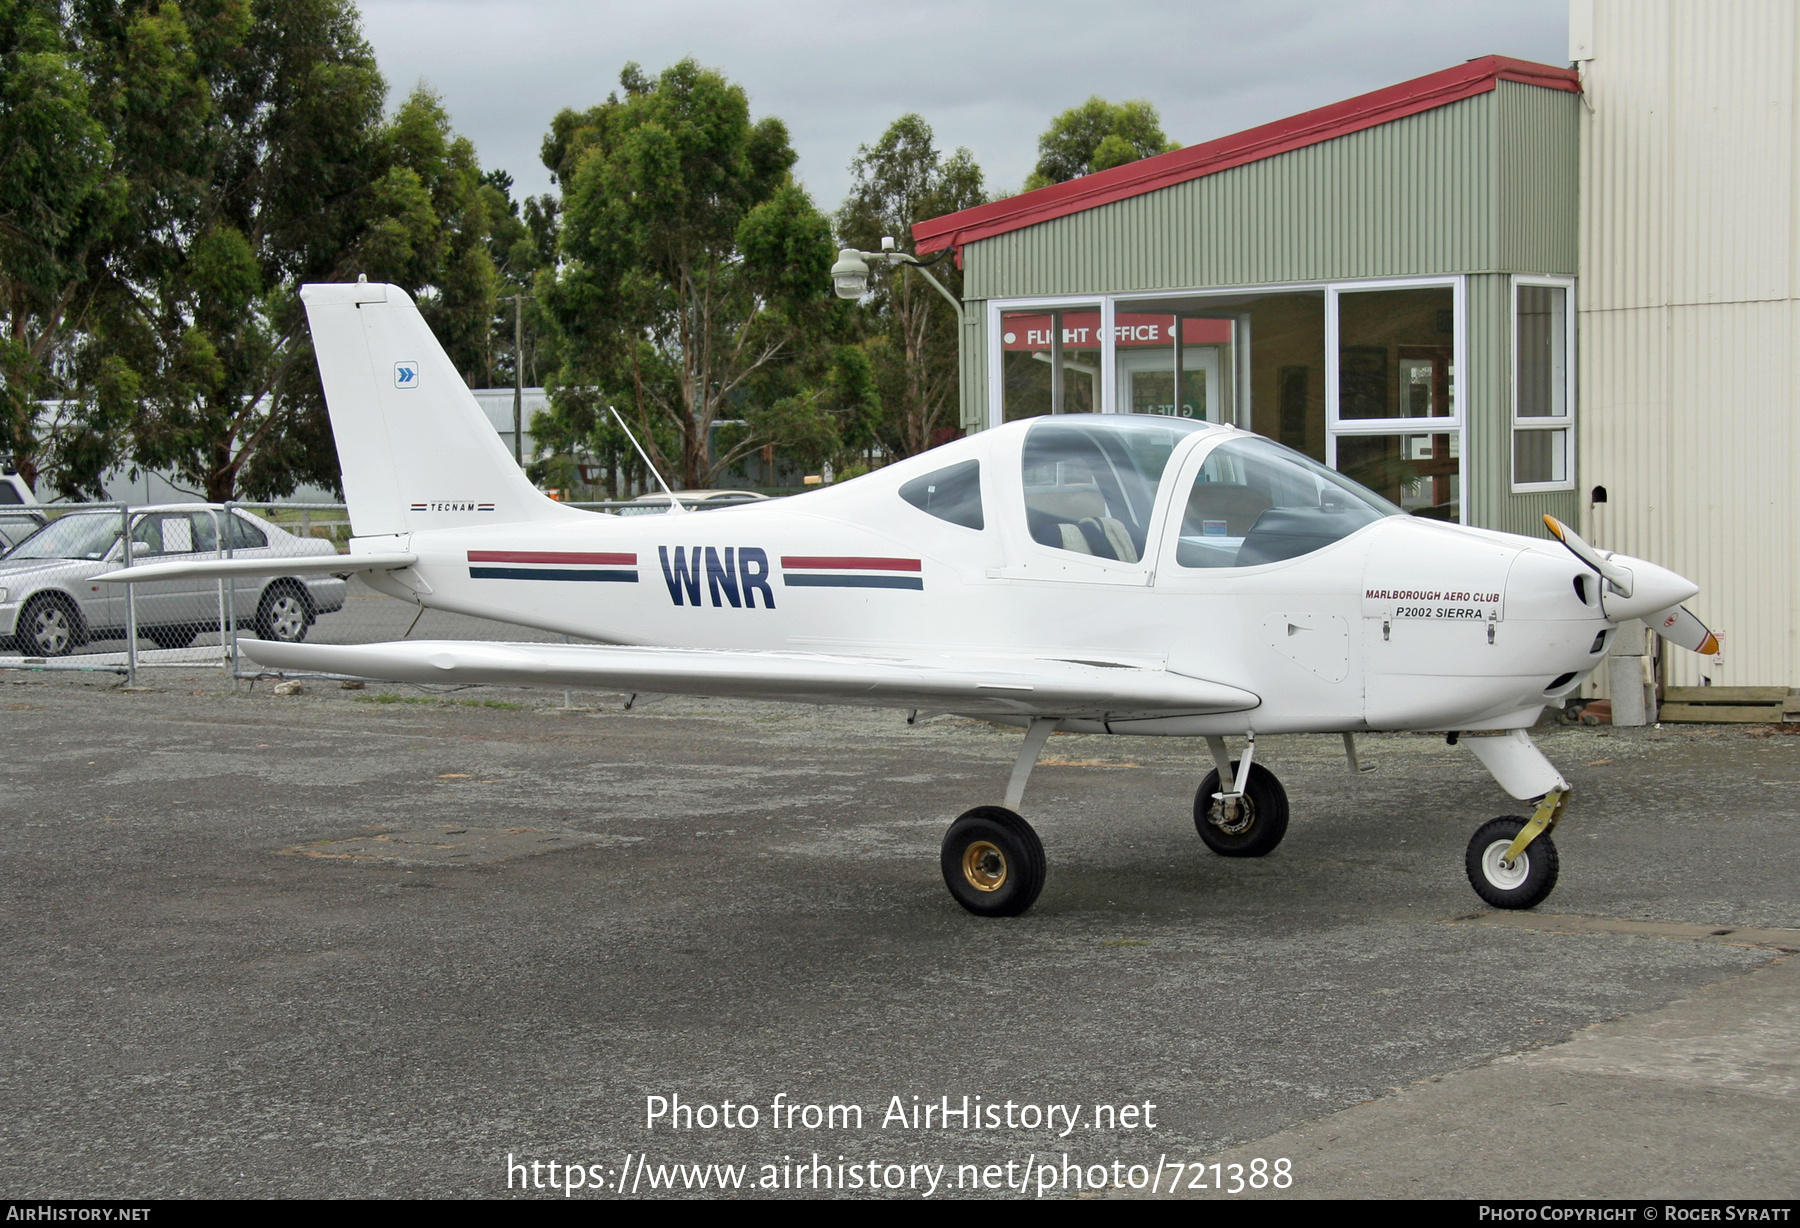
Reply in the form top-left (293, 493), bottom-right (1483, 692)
top-left (0, 500), bottom-right (587, 685)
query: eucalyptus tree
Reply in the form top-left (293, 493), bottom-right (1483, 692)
top-left (1024, 97), bottom-right (1179, 190)
top-left (836, 114), bottom-right (983, 460)
top-left (60, 0), bottom-right (497, 502)
top-left (540, 59), bottom-right (837, 490)
top-left (0, 0), bottom-right (125, 495)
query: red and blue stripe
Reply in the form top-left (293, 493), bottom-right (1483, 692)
top-left (468, 550), bottom-right (639, 583)
top-left (780, 556), bottom-right (922, 591)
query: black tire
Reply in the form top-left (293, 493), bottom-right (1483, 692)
top-left (1465, 816), bottom-right (1560, 910)
top-left (144, 626), bottom-right (195, 650)
top-left (1193, 763), bottom-right (1289, 857)
top-left (940, 806), bottom-right (1046, 918)
top-left (255, 582), bottom-right (312, 644)
top-left (17, 593), bottom-right (82, 657)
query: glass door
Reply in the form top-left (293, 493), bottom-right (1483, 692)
top-left (1113, 314), bottom-right (1234, 423)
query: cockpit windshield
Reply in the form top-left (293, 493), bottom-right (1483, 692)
top-left (1178, 436), bottom-right (1402, 568)
top-left (1023, 415), bottom-right (1210, 563)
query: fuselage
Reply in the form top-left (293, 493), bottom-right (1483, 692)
top-left (356, 417), bottom-right (1674, 736)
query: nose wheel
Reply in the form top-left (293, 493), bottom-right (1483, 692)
top-left (1465, 816), bottom-right (1560, 909)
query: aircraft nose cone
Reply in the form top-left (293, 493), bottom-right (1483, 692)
top-left (1603, 556), bottom-right (1699, 621)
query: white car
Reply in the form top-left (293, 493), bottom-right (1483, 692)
top-left (0, 505), bottom-right (347, 656)
top-left (0, 469), bottom-right (45, 552)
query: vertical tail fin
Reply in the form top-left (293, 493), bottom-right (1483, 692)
top-left (301, 281), bottom-right (581, 537)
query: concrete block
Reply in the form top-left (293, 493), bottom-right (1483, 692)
top-left (1606, 652), bottom-right (1651, 726)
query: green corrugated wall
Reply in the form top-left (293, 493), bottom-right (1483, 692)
top-left (957, 80), bottom-right (1580, 533)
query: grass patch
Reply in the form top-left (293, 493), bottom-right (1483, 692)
top-left (354, 694), bottom-right (526, 710)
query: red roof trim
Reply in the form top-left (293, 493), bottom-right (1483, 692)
top-left (912, 56), bottom-right (1579, 256)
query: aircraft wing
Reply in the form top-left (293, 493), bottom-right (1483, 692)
top-left (240, 639), bottom-right (1260, 718)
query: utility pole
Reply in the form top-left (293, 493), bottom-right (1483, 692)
top-left (511, 293), bottom-right (525, 467)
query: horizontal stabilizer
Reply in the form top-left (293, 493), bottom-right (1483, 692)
top-left (96, 552), bottom-right (418, 584)
top-left (240, 639), bottom-right (1261, 718)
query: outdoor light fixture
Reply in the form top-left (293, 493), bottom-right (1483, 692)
top-left (832, 237), bottom-right (970, 420)
top-left (831, 237), bottom-right (964, 320)
top-left (831, 248), bottom-right (873, 299)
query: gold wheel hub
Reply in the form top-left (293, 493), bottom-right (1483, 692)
top-left (961, 840), bottom-right (1008, 892)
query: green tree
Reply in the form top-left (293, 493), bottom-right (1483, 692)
top-left (1024, 97), bottom-right (1178, 191)
top-left (476, 168), bottom-right (558, 390)
top-left (836, 113), bottom-right (984, 459)
top-left (376, 88), bottom-right (498, 388)
top-left (541, 59), bottom-right (838, 490)
top-left (0, 0), bottom-right (127, 496)
top-left (63, 0), bottom-right (498, 502)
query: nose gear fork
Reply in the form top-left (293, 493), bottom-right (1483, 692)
top-left (1500, 788), bottom-right (1569, 869)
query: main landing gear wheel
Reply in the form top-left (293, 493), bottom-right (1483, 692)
top-left (1465, 816), bottom-right (1560, 910)
top-left (940, 806), bottom-right (1046, 918)
top-left (1193, 763), bottom-right (1289, 857)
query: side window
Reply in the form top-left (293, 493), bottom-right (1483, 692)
top-left (226, 513), bottom-right (267, 550)
top-left (899, 460), bottom-right (983, 530)
top-left (189, 512), bottom-right (219, 554)
top-left (129, 516), bottom-right (163, 555)
top-left (1177, 437), bottom-right (1399, 569)
top-left (1021, 418), bottom-right (1190, 563)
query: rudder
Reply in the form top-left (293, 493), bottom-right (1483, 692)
top-left (301, 281), bottom-right (580, 537)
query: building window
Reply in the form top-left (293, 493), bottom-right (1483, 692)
top-left (985, 277), bottom-right (1465, 520)
top-left (997, 302), bottom-right (1105, 420)
top-left (1326, 277), bottom-right (1465, 522)
top-left (1511, 277), bottom-right (1575, 491)
top-left (1336, 430), bottom-right (1461, 520)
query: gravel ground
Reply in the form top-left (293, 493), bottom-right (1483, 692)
top-left (1, 666), bottom-right (1794, 1198)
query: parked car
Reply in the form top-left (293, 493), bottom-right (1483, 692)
top-left (614, 490), bottom-right (771, 516)
top-left (0, 511), bottom-right (46, 553)
top-left (0, 471), bottom-right (46, 552)
top-left (0, 505), bottom-right (348, 656)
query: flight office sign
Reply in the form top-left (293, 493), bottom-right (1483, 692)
top-left (463, 549), bottom-right (925, 610)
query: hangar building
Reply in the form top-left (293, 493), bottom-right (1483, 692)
top-left (916, 3), bottom-right (1799, 696)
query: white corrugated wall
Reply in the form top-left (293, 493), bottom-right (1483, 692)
top-left (1577, 0), bottom-right (1800, 687)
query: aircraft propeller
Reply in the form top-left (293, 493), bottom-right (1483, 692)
top-left (1543, 515), bottom-right (1718, 654)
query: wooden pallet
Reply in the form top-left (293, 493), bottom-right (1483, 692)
top-left (1658, 686), bottom-right (1800, 723)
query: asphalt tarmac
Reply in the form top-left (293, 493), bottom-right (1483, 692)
top-left (1, 666), bottom-right (1795, 1199)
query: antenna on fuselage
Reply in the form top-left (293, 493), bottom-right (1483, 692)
top-left (608, 405), bottom-right (688, 515)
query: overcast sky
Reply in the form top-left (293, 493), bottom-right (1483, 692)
top-left (361, 0), bottom-right (1569, 214)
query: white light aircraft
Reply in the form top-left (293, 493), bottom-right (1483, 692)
top-left (103, 282), bottom-right (1719, 918)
